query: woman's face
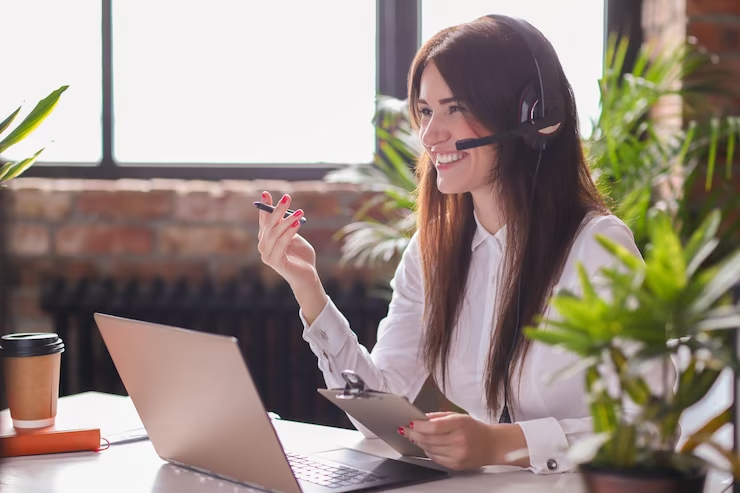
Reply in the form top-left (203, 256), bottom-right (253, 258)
top-left (417, 62), bottom-right (495, 195)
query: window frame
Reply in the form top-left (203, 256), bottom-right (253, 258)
top-left (22, 0), bottom-right (629, 182)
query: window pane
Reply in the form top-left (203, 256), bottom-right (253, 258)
top-left (421, 1), bottom-right (605, 136)
top-left (0, 1), bottom-right (102, 164)
top-left (113, 1), bottom-right (376, 165)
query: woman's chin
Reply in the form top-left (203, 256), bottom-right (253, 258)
top-left (436, 178), bottom-right (466, 195)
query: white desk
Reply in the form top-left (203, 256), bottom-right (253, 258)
top-left (0, 392), bottom-right (732, 493)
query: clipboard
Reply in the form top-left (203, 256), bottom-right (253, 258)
top-left (317, 371), bottom-right (429, 458)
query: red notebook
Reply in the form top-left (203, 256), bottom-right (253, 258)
top-left (0, 410), bottom-right (101, 457)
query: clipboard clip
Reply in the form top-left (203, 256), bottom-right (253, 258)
top-left (337, 370), bottom-right (378, 399)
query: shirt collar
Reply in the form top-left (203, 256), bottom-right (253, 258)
top-left (472, 210), bottom-right (507, 252)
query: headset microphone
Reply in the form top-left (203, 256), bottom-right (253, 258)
top-left (455, 105), bottom-right (563, 151)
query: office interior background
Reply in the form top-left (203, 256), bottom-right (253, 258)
top-left (0, 0), bottom-right (738, 428)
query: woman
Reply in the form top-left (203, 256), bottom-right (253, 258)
top-left (256, 16), bottom-right (664, 474)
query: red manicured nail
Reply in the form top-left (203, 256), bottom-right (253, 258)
top-left (409, 422), bottom-right (414, 429)
top-left (281, 195), bottom-right (289, 204)
top-left (294, 209), bottom-right (303, 217)
top-left (397, 427), bottom-right (404, 435)
top-left (292, 221), bottom-right (300, 228)
top-left (262, 192), bottom-right (267, 200)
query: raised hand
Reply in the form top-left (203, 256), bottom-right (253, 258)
top-left (257, 191), bottom-right (318, 291)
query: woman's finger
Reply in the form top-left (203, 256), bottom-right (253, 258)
top-left (258, 191), bottom-right (273, 230)
top-left (259, 209), bottom-right (303, 260)
top-left (404, 428), bottom-right (452, 447)
top-left (271, 216), bottom-right (302, 261)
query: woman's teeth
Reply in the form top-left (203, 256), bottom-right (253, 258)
top-left (436, 153), bottom-right (465, 164)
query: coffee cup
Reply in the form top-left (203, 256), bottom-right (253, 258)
top-left (0, 333), bottom-right (65, 429)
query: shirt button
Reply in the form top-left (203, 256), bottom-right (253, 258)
top-left (546, 459), bottom-right (558, 471)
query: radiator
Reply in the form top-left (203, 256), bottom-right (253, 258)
top-left (39, 275), bottom-right (389, 429)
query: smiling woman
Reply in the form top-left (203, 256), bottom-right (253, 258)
top-left (255, 14), bottom-right (669, 475)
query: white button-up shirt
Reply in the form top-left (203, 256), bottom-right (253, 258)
top-left (301, 213), bottom-right (645, 474)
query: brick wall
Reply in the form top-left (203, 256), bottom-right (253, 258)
top-left (6, 178), bottom-right (382, 333)
top-left (642, 0), bottom-right (740, 233)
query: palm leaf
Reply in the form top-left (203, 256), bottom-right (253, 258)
top-left (0, 85), bottom-right (68, 154)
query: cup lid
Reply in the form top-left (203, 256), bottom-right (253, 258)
top-left (0, 333), bottom-right (65, 357)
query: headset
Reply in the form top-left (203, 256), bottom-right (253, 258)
top-left (455, 15), bottom-right (566, 424)
top-left (455, 15), bottom-right (566, 152)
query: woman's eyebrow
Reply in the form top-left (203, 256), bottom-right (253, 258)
top-left (417, 97), bottom-right (462, 105)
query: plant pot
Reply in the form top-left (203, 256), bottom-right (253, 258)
top-left (579, 462), bottom-right (707, 493)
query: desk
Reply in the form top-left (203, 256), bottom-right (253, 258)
top-left (0, 392), bottom-right (732, 493)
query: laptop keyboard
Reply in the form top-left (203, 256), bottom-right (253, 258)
top-left (286, 452), bottom-right (388, 489)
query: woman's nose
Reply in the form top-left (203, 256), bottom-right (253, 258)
top-left (420, 117), bottom-right (450, 149)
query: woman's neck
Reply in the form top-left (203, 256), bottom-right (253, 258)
top-left (470, 187), bottom-right (505, 235)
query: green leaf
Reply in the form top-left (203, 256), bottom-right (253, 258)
top-left (690, 248), bottom-right (740, 314)
top-left (684, 209), bottom-right (721, 270)
top-left (0, 106), bottom-right (21, 136)
top-left (523, 327), bottom-right (592, 354)
top-left (726, 117), bottom-right (736, 180)
top-left (610, 423), bottom-right (637, 468)
top-left (0, 148), bottom-right (45, 181)
top-left (576, 262), bottom-right (598, 301)
top-left (681, 405), bottom-right (732, 453)
top-left (705, 117), bottom-right (720, 191)
top-left (0, 85), bottom-right (68, 154)
top-left (644, 210), bottom-right (687, 298)
top-left (595, 235), bottom-right (644, 272)
top-left (0, 161), bottom-right (13, 181)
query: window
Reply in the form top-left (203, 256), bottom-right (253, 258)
top-left (421, 1), bottom-right (605, 136)
top-left (112, 1), bottom-right (376, 165)
top-left (2, 1), bottom-right (611, 180)
top-left (1, 0), bottom-right (102, 164)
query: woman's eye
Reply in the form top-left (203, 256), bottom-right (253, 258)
top-left (449, 105), bottom-right (468, 114)
top-left (419, 108), bottom-right (432, 117)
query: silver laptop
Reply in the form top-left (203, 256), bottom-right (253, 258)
top-left (94, 313), bottom-right (448, 493)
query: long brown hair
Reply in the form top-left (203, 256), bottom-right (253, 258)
top-left (408, 17), bottom-right (607, 418)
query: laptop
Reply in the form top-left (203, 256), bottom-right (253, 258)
top-left (94, 313), bottom-right (448, 493)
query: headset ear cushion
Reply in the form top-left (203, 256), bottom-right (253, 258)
top-left (518, 83), bottom-right (544, 151)
top-left (518, 82), bottom-right (561, 151)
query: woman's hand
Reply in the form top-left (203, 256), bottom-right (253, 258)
top-left (257, 191), bottom-right (329, 324)
top-left (257, 191), bottom-right (318, 291)
top-left (400, 412), bottom-right (529, 471)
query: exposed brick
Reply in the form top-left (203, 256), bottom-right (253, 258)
top-left (688, 21), bottom-right (740, 52)
top-left (159, 226), bottom-right (253, 256)
top-left (173, 191), bottom-right (258, 224)
top-left (9, 223), bottom-right (50, 256)
top-left (687, 0), bottom-right (740, 16)
top-left (11, 190), bottom-right (73, 221)
top-left (299, 229), bottom-right (343, 257)
top-left (76, 191), bottom-right (172, 220)
top-left (289, 190), bottom-right (342, 219)
top-left (55, 224), bottom-right (154, 255)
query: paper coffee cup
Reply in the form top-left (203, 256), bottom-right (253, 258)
top-left (0, 333), bottom-right (65, 429)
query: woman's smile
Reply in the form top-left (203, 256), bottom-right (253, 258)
top-left (434, 152), bottom-right (469, 171)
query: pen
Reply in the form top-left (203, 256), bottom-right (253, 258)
top-left (253, 201), bottom-right (307, 224)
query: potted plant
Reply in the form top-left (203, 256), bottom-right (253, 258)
top-left (0, 85), bottom-right (68, 183)
top-left (524, 207), bottom-right (740, 493)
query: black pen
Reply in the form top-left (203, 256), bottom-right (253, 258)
top-left (253, 201), bottom-right (307, 224)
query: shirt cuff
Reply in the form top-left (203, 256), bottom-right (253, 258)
top-left (517, 417), bottom-right (574, 474)
top-left (300, 298), bottom-right (355, 357)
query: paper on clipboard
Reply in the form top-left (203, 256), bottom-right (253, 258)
top-left (317, 371), bottom-right (429, 458)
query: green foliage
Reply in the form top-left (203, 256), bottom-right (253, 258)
top-left (525, 208), bottom-right (740, 476)
top-left (0, 85), bottom-right (68, 183)
top-left (324, 95), bottom-right (420, 274)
